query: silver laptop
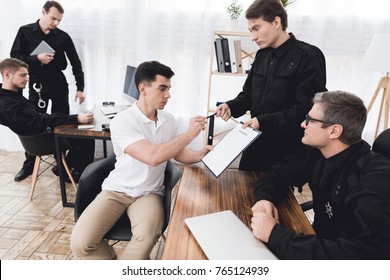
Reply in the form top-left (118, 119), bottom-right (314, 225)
top-left (185, 210), bottom-right (278, 260)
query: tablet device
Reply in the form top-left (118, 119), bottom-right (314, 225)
top-left (30, 40), bottom-right (55, 56)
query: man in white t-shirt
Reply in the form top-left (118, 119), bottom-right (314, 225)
top-left (71, 61), bottom-right (212, 259)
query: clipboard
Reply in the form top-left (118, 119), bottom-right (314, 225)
top-left (30, 40), bottom-right (55, 56)
top-left (202, 122), bottom-right (261, 178)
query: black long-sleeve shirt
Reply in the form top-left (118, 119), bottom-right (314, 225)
top-left (253, 141), bottom-right (390, 259)
top-left (226, 33), bottom-right (327, 171)
top-left (10, 20), bottom-right (84, 91)
top-left (0, 86), bottom-right (78, 136)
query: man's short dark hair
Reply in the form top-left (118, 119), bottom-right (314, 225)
top-left (135, 61), bottom-right (175, 90)
top-left (0, 58), bottom-right (29, 77)
top-left (246, 0), bottom-right (288, 31)
top-left (314, 90), bottom-right (367, 145)
top-left (43, 1), bottom-right (64, 14)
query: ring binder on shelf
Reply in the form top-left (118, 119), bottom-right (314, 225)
top-left (234, 40), bottom-right (243, 74)
top-left (228, 39), bottom-right (237, 73)
top-left (214, 38), bottom-right (225, 72)
top-left (221, 38), bottom-right (231, 72)
top-left (214, 38), bottom-right (231, 72)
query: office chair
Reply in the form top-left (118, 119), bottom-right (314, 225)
top-left (74, 155), bottom-right (182, 242)
top-left (372, 128), bottom-right (390, 159)
top-left (299, 128), bottom-right (390, 212)
top-left (18, 133), bottom-right (77, 200)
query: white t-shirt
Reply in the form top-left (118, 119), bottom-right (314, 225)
top-left (101, 103), bottom-right (177, 197)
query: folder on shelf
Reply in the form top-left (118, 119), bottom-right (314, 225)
top-left (214, 38), bottom-right (225, 72)
top-left (202, 122), bottom-right (261, 177)
top-left (221, 38), bottom-right (232, 72)
top-left (214, 38), bottom-right (231, 72)
top-left (228, 39), bottom-right (237, 73)
top-left (234, 40), bottom-right (243, 74)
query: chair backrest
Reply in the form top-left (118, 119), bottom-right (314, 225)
top-left (18, 133), bottom-right (70, 156)
top-left (74, 155), bottom-right (182, 241)
top-left (372, 128), bottom-right (390, 160)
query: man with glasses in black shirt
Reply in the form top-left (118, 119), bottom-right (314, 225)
top-left (251, 90), bottom-right (390, 259)
top-left (10, 1), bottom-right (87, 181)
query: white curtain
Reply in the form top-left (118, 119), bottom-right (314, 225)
top-left (286, 0), bottom-right (390, 144)
top-left (1, 0), bottom-right (390, 151)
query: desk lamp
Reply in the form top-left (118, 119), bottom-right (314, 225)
top-left (362, 33), bottom-right (390, 139)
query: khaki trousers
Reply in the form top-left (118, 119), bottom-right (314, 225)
top-left (71, 190), bottom-right (164, 260)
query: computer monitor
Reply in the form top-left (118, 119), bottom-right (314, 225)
top-left (123, 65), bottom-right (138, 104)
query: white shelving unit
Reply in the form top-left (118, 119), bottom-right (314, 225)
top-left (206, 31), bottom-right (257, 114)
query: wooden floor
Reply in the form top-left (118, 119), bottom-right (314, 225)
top-left (0, 150), bottom-right (170, 260)
top-left (0, 149), bottom-right (313, 260)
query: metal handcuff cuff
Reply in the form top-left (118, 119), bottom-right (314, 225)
top-left (33, 83), bottom-right (46, 108)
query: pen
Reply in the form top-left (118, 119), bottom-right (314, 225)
top-left (238, 120), bottom-right (257, 131)
top-left (206, 113), bottom-right (217, 119)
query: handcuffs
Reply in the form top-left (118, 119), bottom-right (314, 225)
top-left (33, 83), bottom-right (46, 108)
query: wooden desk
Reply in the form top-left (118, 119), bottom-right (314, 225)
top-left (162, 166), bottom-right (314, 260)
top-left (54, 105), bottom-right (128, 207)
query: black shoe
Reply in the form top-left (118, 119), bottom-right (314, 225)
top-left (63, 169), bottom-right (81, 184)
top-left (71, 170), bottom-right (81, 183)
top-left (51, 165), bottom-right (59, 176)
top-left (52, 165), bottom-right (80, 183)
top-left (14, 166), bottom-right (34, 182)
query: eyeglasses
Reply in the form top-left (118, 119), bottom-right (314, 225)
top-left (304, 114), bottom-right (334, 126)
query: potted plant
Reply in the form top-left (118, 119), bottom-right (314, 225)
top-left (280, 0), bottom-right (295, 8)
top-left (226, 0), bottom-right (243, 20)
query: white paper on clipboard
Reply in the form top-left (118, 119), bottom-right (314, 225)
top-left (202, 123), bottom-right (261, 178)
top-left (30, 40), bottom-right (55, 56)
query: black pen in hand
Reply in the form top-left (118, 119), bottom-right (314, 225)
top-left (206, 113), bottom-right (217, 119)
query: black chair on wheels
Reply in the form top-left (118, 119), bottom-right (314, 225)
top-left (18, 133), bottom-right (77, 200)
top-left (372, 128), bottom-right (390, 159)
top-left (74, 155), bottom-right (182, 242)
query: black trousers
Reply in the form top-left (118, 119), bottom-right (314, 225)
top-left (65, 138), bottom-right (95, 172)
top-left (22, 138), bottom-right (95, 173)
top-left (28, 72), bottom-right (70, 115)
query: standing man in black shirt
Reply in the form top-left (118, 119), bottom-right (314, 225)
top-left (216, 0), bottom-right (327, 171)
top-left (10, 1), bottom-right (87, 181)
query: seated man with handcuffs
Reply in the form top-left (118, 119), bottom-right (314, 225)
top-left (0, 58), bottom-right (95, 182)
